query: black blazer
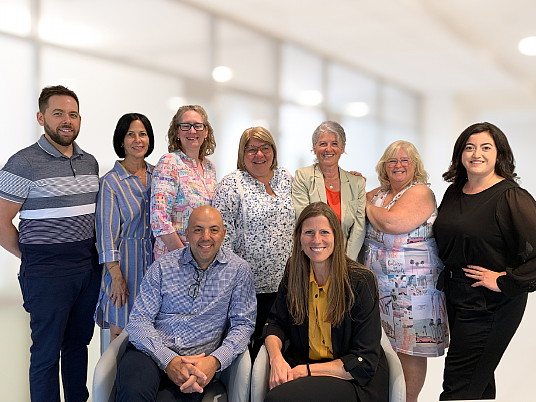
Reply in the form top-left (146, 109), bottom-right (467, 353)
top-left (264, 261), bottom-right (389, 402)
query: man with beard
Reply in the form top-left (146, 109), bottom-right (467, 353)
top-left (0, 85), bottom-right (100, 401)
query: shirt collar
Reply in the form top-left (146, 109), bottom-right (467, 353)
top-left (309, 265), bottom-right (331, 288)
top-left (113, 160), bottom-right (154, 181)
top-left (38, 134), bottom-right (83, 158)
top-left (180, 245), bottom-right (230, 271)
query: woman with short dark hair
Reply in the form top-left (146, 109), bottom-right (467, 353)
top-left (95, 113), bottom-right (155, 342)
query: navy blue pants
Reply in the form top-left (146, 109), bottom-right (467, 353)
top-left (18, 267), bottom-right (100, 402)
top-left (116, 343), bottom-right (204, 402)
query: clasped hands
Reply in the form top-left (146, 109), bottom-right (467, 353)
top-left (166, 353), bottom-right (220, 394)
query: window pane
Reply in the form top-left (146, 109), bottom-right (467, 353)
top-left (40, 46), bottom-right (185, 172)
top-left (211, 92), bottom-right (276, 177)
top-left (215, 21), bottom-right (277, 95)
top-left (40, 0), bottom-right (211, 79)
top-left (278, 103), bottom-right (325, 174)
top-left (0, 36), bottom-right (35, 165)
top-left (339, 116), bottom-right (381, 190)
top-left (328, 63), bottom-right (379, 118)
top-left (0, 0), bottom-right (31, 36)
top-left (280, 44), bottom-right (323, 106)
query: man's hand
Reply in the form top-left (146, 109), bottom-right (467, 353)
top-left (181, 355), bottom-right (220, 389)
top-left (165, 354), bottom-right (207, 393)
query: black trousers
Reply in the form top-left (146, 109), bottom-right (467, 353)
top-left (116, 343), bottom-right (204, 402)
top-left (265, 376), bottom-right (359, 402)
top-left (440, 276), bottom-right (527, 400)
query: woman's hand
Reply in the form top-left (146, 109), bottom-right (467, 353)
top-left (269, 354), bottom-right (293, 390)
top-left (289, 364), bottom-right (309, 381)
top-left (463, 265), bottom-right (506, 292)
top-left (108, 264), bottom-right (130, 307)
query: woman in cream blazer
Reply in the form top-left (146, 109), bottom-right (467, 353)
top-left (292, 121), bottom-right (366, 260)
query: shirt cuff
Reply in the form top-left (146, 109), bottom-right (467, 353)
top-left (209, 345), bottom-right (233, 371)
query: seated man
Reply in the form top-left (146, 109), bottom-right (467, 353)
top-left (116, 206), bottom-right (256, 401)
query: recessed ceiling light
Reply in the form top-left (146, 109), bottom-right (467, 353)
top-left (344, 102), bottom-right (370, 118)
top-left (212, 66), bottom-right (233, 82)
top-left (518, 36), bottom-right (536, 56)
top-left (296, 90), bottom-right (323, 106)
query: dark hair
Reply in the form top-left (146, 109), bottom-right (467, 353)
top-left (286, 202), bottom-right (355, 327)
top-left (38, 85), bottom-right (79, 112)
top-left (166, 105), bottom-right (215, 158)
top-left (443, 122), bottom-right (517, 187)
top-left (112, 113), bottom-right (155, 158)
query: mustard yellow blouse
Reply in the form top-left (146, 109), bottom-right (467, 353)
top-left (308, 268), bottom-right (334, 360)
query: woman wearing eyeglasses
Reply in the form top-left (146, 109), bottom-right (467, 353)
top-left (150, 105), bottom-right (217, 260)
top-left (292, 121), bottom-right (366, 261)
top-left (213, 127), bottom-right (294, 358)
top-left (360, 140), bottom-right (448, 402)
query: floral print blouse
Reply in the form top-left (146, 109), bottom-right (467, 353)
top-left (150, 150), bottom-right (216, 259)
top-left (213, 168), bottom-right (295, 293)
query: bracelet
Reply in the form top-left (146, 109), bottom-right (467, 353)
top-left (306, 363), bottom-right (311, 376)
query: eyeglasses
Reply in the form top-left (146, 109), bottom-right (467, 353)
top-left (386, 158), bottom-right (412, 167)
top-left (188, 268), bottom-right (205, 300)
top-left (177, 123), bottom-right (205, 132)
top-left (245, 144), bottom-right (272, 156)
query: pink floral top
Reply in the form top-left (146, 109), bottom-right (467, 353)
top-left (150, 151), bottom-right (217, 259)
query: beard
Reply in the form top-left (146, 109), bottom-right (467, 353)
top-left (43, 121), bottom-right (79, 147)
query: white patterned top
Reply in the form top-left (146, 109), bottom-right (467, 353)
top-left (213, 168), bottom-right (295, 293)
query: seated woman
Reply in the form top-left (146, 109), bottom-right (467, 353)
top-left (263, 202), bottom-right (389, 402)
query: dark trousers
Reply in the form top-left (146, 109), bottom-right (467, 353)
top-left (18, 267), bottom-right (100, 402)
top-left (250, 292), bottom-right (277, 360)
top-left (440, 277), bottom-right (527, 400)
top-left (265, 376), bottom-right (359, 402)
top-left (116, 343), bottom-right (204, 402)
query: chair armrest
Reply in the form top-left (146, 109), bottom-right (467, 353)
top-left (250, 344), bottom-right (270, 402)
top-left (380, 329), bottom-right (406, 402)
top-left (92, 331), bottom-right (129, 402)
top-left (219, 348), bottom-right (251, 402)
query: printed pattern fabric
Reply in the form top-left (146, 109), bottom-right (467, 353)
top-left (361, 183), bottom-right (449, 357)
top-left (150, 151), bottom-right (216, 259)
top-left (213, 168), bottom-right (295, 293)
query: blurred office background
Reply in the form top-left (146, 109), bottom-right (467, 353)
top-left (1, 0), bottom-right (535, 400)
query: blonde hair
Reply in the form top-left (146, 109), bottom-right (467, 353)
top-left (376, 140), bottom-right (428, 190)
top-left (236, 127), bottom-right (278, 171)
top-left (166, 105), bottom-right (216, 158)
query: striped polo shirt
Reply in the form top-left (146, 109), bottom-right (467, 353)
top-left (0, 135), bottom-right (99, 276)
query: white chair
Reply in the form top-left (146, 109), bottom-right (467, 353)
top-left (92, 331), bottom-right (252, 402)
top-left (250, 329), bottom-right (406, 402)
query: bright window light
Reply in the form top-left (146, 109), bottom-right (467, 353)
top-left (518, 36), bottom-right (536, 56)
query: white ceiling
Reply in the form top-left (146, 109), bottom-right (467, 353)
top-left (184, 0), bottom-right (536, 100)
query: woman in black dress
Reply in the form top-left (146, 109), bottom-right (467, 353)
top-left (434, 122), bottom-right (536, 400)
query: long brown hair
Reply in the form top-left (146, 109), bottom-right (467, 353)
top-left (287, 202), bottom-right (355, 327)
top-left (166, 105), bottom-right (216, 158)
